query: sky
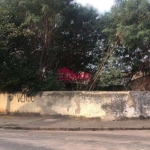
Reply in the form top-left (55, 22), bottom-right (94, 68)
top-left (75, 0), bottom-right (115, 13)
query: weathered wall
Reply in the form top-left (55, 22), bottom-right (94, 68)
top-left (0, 91), bottom-right (150, 120)
top-left (0, 93), bottom-right (8, 113)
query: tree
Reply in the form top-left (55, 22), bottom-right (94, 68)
top-left (0, 0), bottom-right (101, 92)
top-left (94, 0), bottom-right (150, 89)
top-left (88, 10), bottom-right (121, 90)
top-left (108, 0), bottom-right (150, 76)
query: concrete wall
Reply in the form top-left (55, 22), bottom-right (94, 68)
top-left (0, 91), bottom-right (150, 121)
top-left (0, 93), bottom-right (8, 114)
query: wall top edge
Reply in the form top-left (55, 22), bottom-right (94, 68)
top-left (4, 91), bottom-right (150, 95)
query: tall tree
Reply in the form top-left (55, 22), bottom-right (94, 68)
top-left (100, 0), bottom-right (150, 85)
top-left (0, 0), bottom-right (101, 92)
top-left (114, 0), bottom-right (150, 74)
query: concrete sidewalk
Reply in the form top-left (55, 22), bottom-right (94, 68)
top-left (0, 115), bottom-right (150, 130)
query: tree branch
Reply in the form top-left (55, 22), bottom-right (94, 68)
top-left (89, 39), bottom-right (119, 91)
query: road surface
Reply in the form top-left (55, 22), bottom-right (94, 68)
top-left (0, 129), bottom-right (150, 150)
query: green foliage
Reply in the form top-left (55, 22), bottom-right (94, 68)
top-left (1, 0), bottom-right (150, 92)
top-left (0, 0), bottom-right (101, 92)
top-left (102, 0), bottom-right (150, 77)
top-left (40, 74), bottom-right (65, 91)
top-left (100, 68), bottom-right (124, 87)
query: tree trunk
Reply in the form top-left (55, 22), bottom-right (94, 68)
top-left (89, 39), bottom-right (119, 91)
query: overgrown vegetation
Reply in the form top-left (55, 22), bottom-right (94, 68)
top-left (0, 0), bottom-right (150, 92)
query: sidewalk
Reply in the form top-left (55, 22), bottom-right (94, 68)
top-left (0, 115), bottom-right (150, 130)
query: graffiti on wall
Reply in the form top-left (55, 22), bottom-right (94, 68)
top-left (17, 94), bottom-right (34, 103)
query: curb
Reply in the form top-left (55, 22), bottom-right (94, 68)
top-left (0, 126), bottom-right (150, 131)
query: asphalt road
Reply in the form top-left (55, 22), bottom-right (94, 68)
top-left (0, 129), bottom-right (150, 150)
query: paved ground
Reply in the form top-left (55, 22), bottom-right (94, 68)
top-left (0, 129), bottom-right (150, 150)
top-left (0, 115), bottom-right (150, 130)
